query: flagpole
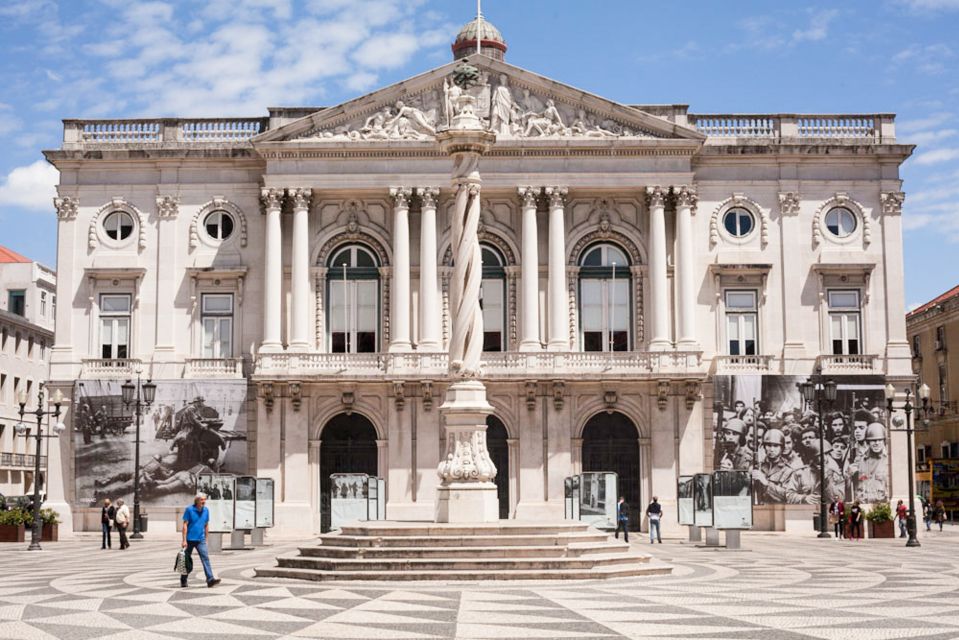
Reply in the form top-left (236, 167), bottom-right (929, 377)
top-left (476, 0), bottom-right (482, 56)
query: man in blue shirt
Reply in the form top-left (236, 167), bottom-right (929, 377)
top-left (181, 494), bottom-right (220, 588)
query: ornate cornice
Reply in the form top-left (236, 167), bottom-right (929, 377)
top-left (54, 196), bottom-right (78, 220)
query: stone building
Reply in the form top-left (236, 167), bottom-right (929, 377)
top-left (0, 245), bottom-right (56, 498)
top-left (43, 19), bottom-right (916, 535)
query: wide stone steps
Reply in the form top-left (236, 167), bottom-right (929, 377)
top-left (256, 521), bottom-right (670, 582)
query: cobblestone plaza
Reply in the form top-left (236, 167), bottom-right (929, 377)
top-left (2, 530), bottom-right (958, 640)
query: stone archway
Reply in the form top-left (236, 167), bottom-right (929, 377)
top-left (319, 413), bottom-right (378, 532)
top-left (486, 416), bottom-right (510, 519)
top-left (582, 411), bottom-right (641, 530)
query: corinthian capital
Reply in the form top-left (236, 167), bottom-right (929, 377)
top-left (779, 191), bottom-right (801, 216)
top-left (260, 187), bottom-right (284, 212)
top-left (674, 185), bottom-right (698, 211)
top-left (54, 196), bottom-right (78, 220)
top-left (156, 195), bottom-right (179, 218)
top-left (545, 186), bottom-right (568, 208)
top-left (518, 186), bottom-right (538, 208)
top-left (646, 185), bottom-right (667, 209)
top-left (287, 187), bottom-right (312, 211)
top-left (880, 191), bottom-right (905, 216)
top-left (418, 186), bottom-right (439, 209)
top-left (389, 186), bottom-right (413, 208)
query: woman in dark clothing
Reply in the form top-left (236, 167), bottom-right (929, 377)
top-left (848, 501), bottom-right (863, 541)
top-left (829, 496), bottom-right (845, 539)
top-left (101, 498), bottom-right (115, 549)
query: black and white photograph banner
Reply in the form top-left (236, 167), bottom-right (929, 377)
top-left (677, 475), bottom-right (695, 526)
top-left (73, 380), bottom-right (248, 508)
top-left (712, 470), bottom-right (753, 529)
top-left (712, 374), bottom-right (888, 505)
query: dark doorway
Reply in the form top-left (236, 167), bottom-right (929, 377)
top-left (486, 416), bottom-right (510, 519)
top-left (582, 412), bottom-right (641, 530)
top-left (320, 413), bottom-right (378, 532)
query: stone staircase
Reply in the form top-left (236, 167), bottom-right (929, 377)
top-left (255, 521), bottom-right (670, 581)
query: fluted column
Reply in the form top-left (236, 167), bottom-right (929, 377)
top-left (674, 185), bottom-right (698, 350)
top-left (546, 186), bottom-right (569, 351)
top-left (519, 186), bottom-right (542, 351)
top-left (260, 188), bottom-right (284, 353)
top-left (418, 187), bottom-right (442, 351)
top-left (288, 188), bottom-right (312, 351)
top-left (647, 186), bottom-right (671, 351)
top-left (389, 187), bottom-right (413, 352)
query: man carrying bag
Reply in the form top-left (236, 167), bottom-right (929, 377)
top-left (179, 494), bottom-right (221, 588)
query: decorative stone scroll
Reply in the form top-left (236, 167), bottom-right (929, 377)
top-left (436, 429), bottom-right (496, 482)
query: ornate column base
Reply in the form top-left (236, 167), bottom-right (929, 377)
top-left (435, 482), bottom-right (500, 523)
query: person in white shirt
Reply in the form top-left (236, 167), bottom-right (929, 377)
top-left (114, 499), bottom-right (131, 550)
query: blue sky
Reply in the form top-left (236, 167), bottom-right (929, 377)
top-left (0, 0), bottom-right (957, 308)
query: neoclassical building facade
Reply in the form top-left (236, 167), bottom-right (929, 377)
top-left (44, 22), bottom-right (916, 535)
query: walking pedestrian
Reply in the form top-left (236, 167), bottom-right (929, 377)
top-left (895, 499), bottom-right (908, 538)
top-left (935, 500), bottom-right (946, 531)
top-left (614, 496), bottom-right (630, 543)
top-left (100, 499), bottom-right (115, 550)
top-left (848, 501), bottom-right (863, 540)
top-left (180, 494), bottom-right (221, 588)
top-left (829, 496), bottom-right (845, 539)
top-left (922, 499), bottom-right (932, 531)
top-left (645, 497), bottom-right (663, 543)
top-left (115, 499), bottom-right (130, 550)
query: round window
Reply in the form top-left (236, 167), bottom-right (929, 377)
top-left (204, 210), bottom-right (235, 241)
top-left (825, 207), bottom-right (857, 238)
top-left (722, 208), bottom-right (754, 237)
top-left (103, 211), bottom-right (134, 241)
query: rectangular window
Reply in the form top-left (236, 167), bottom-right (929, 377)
top-left (939, 365), bottom-right (948, 403)
top-left (725, 290), bottom-right (758, 356)
top-left (943, 443), bottom-right (951, 459)
top-left (581, 278), bottom-right (629, 352)
top-left (917, 446), bottom-right (926, 464)
top-left (40, 291), bottom-right (47, 317)
top-left (27, 337), bottom-right (33, 357)
top-left (99, 294), bottom-right (131, 359)
top-left (952, 443), bottom-right (959, 459)
top-left (201, 294), bottom-right (234, 358)
top-left (329, 280), bottom-right (378, 354)
top-left (52, 294), bottom-right (56, 319)
top-left (912, 334), bottom-right (921, 358)
top-left (828, 290), bottom-right (861, 355)
top-left (481, 278), bottom-right (504, 352)
top-left (39, 340), bottom-right (45, 360)
top-left (7, 290), bottom-right (25, 316)
top-left (936, 325), bottom-right (946, 351)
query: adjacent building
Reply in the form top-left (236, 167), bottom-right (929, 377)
top-left (0, 245), bottom-right (56, 498)
top-left (43, 19), bottom-right (917, 535)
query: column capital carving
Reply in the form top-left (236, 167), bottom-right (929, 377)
top-left (389, 186), bottom-right (413, 208)
top-left (518, 186), bottom-right (539, 207)
top-left (779, 191), bottom-right (801, 216)
top-left (880, 191), bottom-right (905, 216)
top-left (54, 196), bottom-right (78, 220)
top-left (156, 195), bottom-right (179, 218)
top-left (646, 185), bottom-right (667, 208)
top-left (418, 186), bottom-right (439, 208)
top-left (287, 187), bottom-right (312, 211)
top-left (545, 186), bottom-right (568, 208)
top-left (260, 187), bottom-right (284, 212)
top-left (673, 185), bottom-right (697, 211)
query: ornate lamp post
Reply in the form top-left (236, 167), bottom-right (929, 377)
top-left (885, 382), bottom-right (930, 548)
top-left (121, 373), bottom-right (156, 539)
top-left (798, 376), bottom-right (838, 538)
top-left (14, 383), bottom-right (65, 551)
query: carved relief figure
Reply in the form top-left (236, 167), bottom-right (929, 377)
top-left (384, 100), bottom-right (436, 138)
top-left (489, 74), bottom-right (514, 135)
top-left (523, 99), bottom-right (568, 137)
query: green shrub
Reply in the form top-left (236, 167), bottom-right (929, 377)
top-left (866, 501), bottom-right (893, 523)
top-left (19, 508), bottom-right (61, 526)
top-left (0, 509), bottom-right (28, 526)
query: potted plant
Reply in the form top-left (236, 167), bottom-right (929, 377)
top-left (0, 509), bottom-right (27, 543)
top-left (866, 502), bottom-right (895, 539)
top-left (33, 508), bottom-right (61, 542)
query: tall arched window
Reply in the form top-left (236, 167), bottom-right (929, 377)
top-left (327, 244), bottom-right (379, 353)
top-left (579, 243), bottom-right (630, 352)
top-left (480, 244), bottom-right (506, 352)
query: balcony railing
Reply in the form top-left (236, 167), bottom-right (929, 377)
top-left (714, 354), bottom-right (775, 374)
top-left (184, 358), bottom-right (244, 378)
top-left (63, 118), bottom-right (268, 148)
top-left (81, 358), bottom-right (143, 379)
top-left (817, 354), bottom-right (880, 374)
top-left (0, 453), bottom-right (46, 469)
top-left (255, 350), bottom-right (704, 378)
top-left (689, 113), bottom-right (894, 143)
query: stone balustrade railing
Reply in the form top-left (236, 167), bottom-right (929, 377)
top-left (689, 113), bottom-right (895, 142)
top-left (81, 358), bottom-right (144, 379)
top-left (254, 350), bottom-right (704, 378)
top-left (817, 354), bottom-right (880, 374)
top-left (63, 118), bottom-right (268, 148)
top-left (0, 453), bottom-right (46, 469)
top-left (184, 358), bottom-right (244, 378)
top-left (714, 354), bottom-right (776, 374)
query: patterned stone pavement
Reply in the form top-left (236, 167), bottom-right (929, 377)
top-left (1, 528), bottom-right (959, 640)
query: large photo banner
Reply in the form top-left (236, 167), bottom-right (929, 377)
top-left (73, 380), bottom-right (248, 508)
top-left (712, 470), bottom-right (752, 529)
top-left (712, 375), bottom-right (888, 505)
top-left (677, 475), bottom-right (695, 526)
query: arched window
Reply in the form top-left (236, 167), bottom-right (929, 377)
top-left (103, 211), bottom-right (134, 241)
top-left (327, 244), bottom-right (379, 353)
top-left (579, 243), bottom-right (630, 352)
top-left (480, 244), bottom-right (506, 352)
top-left (203, 210), bottom-right (235, 241)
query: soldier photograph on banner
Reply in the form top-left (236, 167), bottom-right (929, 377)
top-left (712, 375), bottom-right (888, 506)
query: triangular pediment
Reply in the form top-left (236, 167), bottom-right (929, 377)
top-left (255, 55), bottom-right (704, 145)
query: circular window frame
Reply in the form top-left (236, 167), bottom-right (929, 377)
top-left (202, 209), bottom-right (237, 244)
top-left (717, 206), bottom-right (757, 245)
top-left (815, 198), bottom-right (865, 247)
top-left (99, 210), bottom-right (137, 248)
top-left (823, 206), bottom-right (858, 240)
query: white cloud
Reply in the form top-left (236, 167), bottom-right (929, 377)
top-left (899, 0), bottom-right (959, 10)
top-left (0, 161), bottom-right (59, 211)
top-left (353, 33), bottom-right (419, 69)
top-left (908, 128), bottom-right (958, 145)
top-left (792, 9), bottom-right (838, 43)
top-left (907, 302), bottom-right (922, 312)
top-left (892, 43), bottom-right (955, 75)
top-left (899, 112), bottom-right (953, 133)
top-left (344, 71), bottom-right (379, 92)
top-left (913, 148), bottom-right (959, 165)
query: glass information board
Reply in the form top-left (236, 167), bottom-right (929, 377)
top-left (233, 476), bottom-right (256, 530)
top-left (693, 473), bottom-right (713, 528)
top-left (564, 476), bottom-right (581, 521)
top-left (677, 475), bottom-right (695, 526)
top-left (712, 470), bottom-right (753, 529)
top-left (197, 473), bottom-right (234, 533)
top-left (254, 477), bottom-right (275, 528)
top-left (579, 472), bottom-right (618, 530)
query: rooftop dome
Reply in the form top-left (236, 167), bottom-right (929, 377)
top-left (452, 14), bottom-right (507, 61)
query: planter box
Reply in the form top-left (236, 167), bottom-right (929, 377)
top-left (42, 524), bottom-right (58, 542)
top-left (868, 520), bottom-right (895, 539)
top-left (0, 524), bottom-right (25, 543)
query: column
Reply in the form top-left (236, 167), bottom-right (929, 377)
top-left (880, 191), bottom-right (913, 374)
top-left (546, 186), bottom-right (569, 351)
top-left (418, 187), bottom-right (442, 351)
top-left (646, 186), bottom-right (671, 351)
top-left (674, 185), bottom-right (698, 350)
top-left (389, 187), bottom-right (413, 352)
top-left (519, 186), bottom-right (541, 351)
top-left (288, 188), bottom-right (312, 351)
top-left (260, 188), bottom-right (284, 353)
top-left (779, 191), bottom-right (806, 360)
top-left (154, 196), bottom-right (179, 364)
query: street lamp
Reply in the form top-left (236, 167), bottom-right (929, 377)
top-left (885, 382), bottom-right (930, 548)
top-left (121, 373), bottom-right (156, 540)
top-left (15, 383), bottom-right (66, 551)
top-left (798, 375), bottom-right (838, 539)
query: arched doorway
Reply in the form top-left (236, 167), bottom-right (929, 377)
top-left (319, 413), bottom-right (378, 532)
top-left (486, 416), bottom-right (509, 519)
top-left (582, 412), bottom-right (640, 529)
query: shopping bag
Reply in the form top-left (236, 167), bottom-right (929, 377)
top-left (174, 549), bottom-right (193, 575)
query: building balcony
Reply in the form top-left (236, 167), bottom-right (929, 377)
top-left (713, 354), bottom-right (776, 374)
top-left (0, 453), bottom-right (47, 469)
top-left (817, 354), bottom-right (881, 375)
top-left (80, 358), bottom-right (143, 379)
top-left (184, 358), bottom-right (244, 379)
top-left (254, 350), bottom-right (705, 380)
top-left (689, 113), bottom-right (895, 143)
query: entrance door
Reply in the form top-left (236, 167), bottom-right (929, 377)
top-left (319, 413), bottom-right (378, 532)
top-left (582, 412), bottom-right (640, 529)
top-left (486, 416), bottom-right (509, 519)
